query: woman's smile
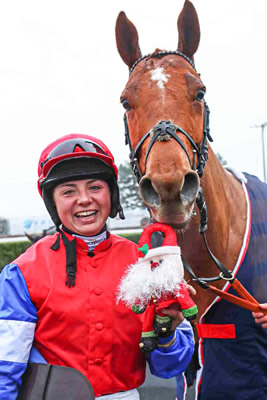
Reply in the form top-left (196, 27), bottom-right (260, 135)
top-left (75, 210), bottom-right (98, 218)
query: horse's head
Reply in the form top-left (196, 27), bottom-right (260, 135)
top-left (116, 1), bottom-right (210, 229)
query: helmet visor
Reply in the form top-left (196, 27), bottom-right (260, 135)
top-left (41, 138), bottom-right (108, 172)
top-left (48, 138), bottom-right (108, 159)
top-left (40, 138), bottom-right (116, 181)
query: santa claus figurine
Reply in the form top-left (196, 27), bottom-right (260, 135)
top-left (117, 223), bottom-right (198, 353)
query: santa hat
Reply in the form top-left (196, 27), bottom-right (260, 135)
top-left (138, 223), bottom-right (180, 260)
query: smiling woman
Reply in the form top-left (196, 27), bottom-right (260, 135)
top-left (0, 133), bottom-right (196, 400)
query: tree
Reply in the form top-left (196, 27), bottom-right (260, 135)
top-left (216, 152), bottom-right (227, 166)
top-left (118, 161), bottom-right (145, 209)
top-left (0, 217), bottom-right (10, 236)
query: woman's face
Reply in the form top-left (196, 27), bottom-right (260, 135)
top-left (53, 179), bottom-right (111, 236)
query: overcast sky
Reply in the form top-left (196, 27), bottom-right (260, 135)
top-left (0, 0), bottom-right (267, 219)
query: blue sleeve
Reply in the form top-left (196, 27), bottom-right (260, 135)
top-left (148, 319), bottom-right (194, 379)
top-left (0, 264), bottom-right (37, 400)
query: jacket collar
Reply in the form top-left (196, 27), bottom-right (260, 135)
top-left (61, 229), bottom-right (112, 255)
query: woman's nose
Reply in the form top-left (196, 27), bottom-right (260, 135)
top-left (77, 190), bottom-right (92, 204)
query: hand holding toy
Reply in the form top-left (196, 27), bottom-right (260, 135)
top-left (118, 223), bottom-right (198, 353)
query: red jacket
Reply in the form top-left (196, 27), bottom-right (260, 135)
top-left (17, 232), bottom-right (145, 396)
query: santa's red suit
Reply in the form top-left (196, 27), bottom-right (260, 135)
top-left (142, 285), bottom-right (197, 334)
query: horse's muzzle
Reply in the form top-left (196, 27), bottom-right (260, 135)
top-left (139, 170), bottom-right (199, 225)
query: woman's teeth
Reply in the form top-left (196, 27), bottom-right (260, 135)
top-left (76, 211), bottom-right (97, 218)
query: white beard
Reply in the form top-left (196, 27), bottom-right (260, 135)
top-left (117, 254), bottom-right (185, 308)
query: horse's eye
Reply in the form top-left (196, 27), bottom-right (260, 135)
top-left (195, 89), bottom-right (206, 102)
top-left (150, 260), bottom-right (154, 264)
top-left (121, 98), bottom-right (131, 111)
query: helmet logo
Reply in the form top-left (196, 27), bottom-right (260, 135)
top-left (74, 145), bottom-right (85, 153)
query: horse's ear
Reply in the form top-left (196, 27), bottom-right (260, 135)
top-left (177, 0), bottom-right (200, 61)
top-left (115, 11), bottom-right (142, 69)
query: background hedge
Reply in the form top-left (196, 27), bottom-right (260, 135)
top-left (0, 232), bottom-right (141, 272)
top-left (0, 241), bottom-right (31, 272)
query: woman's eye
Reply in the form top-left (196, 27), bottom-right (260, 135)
top-left (195, 88), bottom-right (206, 101)
top-left (121, 98), bottom-right (131, 111)
top-left (63, 190), bottom-right (74, 195)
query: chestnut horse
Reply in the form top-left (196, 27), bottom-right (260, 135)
top-left (115, 1), bottom-right (267, 399)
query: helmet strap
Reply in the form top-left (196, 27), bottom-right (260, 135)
top-left (118, 205), bottom-right (125, 220)
top-left (50, 227), bottom-right (77, 288)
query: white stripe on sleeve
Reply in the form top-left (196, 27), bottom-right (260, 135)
top-left (0, 319), bottom-right (35, 363)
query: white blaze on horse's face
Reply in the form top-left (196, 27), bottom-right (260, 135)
top-left (150, 67), bottom-right (169, 90)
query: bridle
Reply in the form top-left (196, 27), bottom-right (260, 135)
top-left (121, 50), bottom-right (264, 313)
top-left (123, 50), bottom-right (212, 184)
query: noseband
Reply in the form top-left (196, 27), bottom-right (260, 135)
top-left (123, 50), bottom-right (212, 183)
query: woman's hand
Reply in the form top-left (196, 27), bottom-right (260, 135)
top-left (160, 285), bottom-right (196, 331)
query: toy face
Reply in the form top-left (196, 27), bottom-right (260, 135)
top-left (118, 252), bottom-right (185, 308)
top-left (150, 257), bottom-right (163, 271)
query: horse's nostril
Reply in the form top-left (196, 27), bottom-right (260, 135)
top-left (140, 178), bottom-right (161, 206)
top-left (180, 172), bottom-right (199, 204)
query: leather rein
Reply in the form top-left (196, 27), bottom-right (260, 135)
top-left (122, 50), bottom-right (265, 314)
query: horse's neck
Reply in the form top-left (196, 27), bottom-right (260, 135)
top-left (181, 148), bottom-right (247, 317)
top-left (201, 149), bottom-right (247, 265)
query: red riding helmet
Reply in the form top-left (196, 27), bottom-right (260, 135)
top-left (38, 133), bottom-right (124, 227)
